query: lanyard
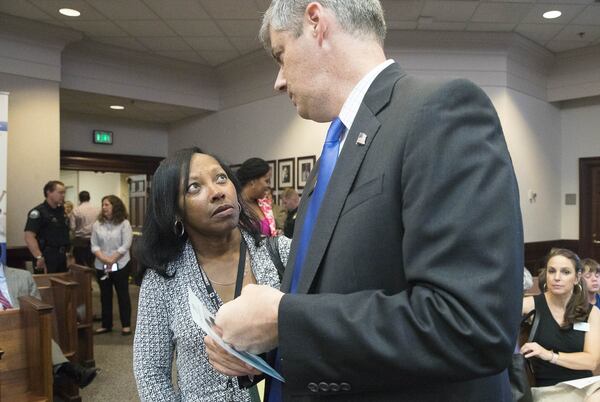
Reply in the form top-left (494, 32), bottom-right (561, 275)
top-left (198, 239), bottom-right (247, 311)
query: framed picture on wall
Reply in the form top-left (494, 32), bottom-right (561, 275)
top-left (274, 190), bottom-right (282, 206)
top-left (278, 158), bottom-right (295, 190)
top-left (266, 160), bottom-right (276, 191)
top-left (297, 155), bottom-right (316, 189)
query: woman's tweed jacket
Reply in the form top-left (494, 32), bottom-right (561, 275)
top-left (134, 231), bottom-right (290, 401)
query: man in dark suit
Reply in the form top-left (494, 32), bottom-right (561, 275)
top-left (207, 1), bottom-right (523, 401)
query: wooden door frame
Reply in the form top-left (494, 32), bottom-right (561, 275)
top-left (579, 157), bottom-right (600, 258)
top-left (60, 150), bottom-right (163, 175)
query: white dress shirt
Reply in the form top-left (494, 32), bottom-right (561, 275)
top-left (338, 59), bottom-right (395, 152)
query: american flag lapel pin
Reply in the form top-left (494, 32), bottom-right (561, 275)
top-left (356, 132), bottom-right (367, 145)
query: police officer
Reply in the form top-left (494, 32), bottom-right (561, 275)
top-left (24, 180), bottom-right (70, 273)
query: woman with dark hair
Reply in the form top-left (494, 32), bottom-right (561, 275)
top-left (521, 248), bottom-right (600, 399)
top-left (236, 157), bottom-right (277, 237)
top-left (91, 195), bottom-right (133, 335)
top-left (133, 147), bottom-right (290, 401)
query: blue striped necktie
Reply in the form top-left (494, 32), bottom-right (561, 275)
top-left (267, 117), bottom-right (345, 402)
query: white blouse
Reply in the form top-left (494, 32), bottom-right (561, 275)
top-left (90, 219), bottom-right (133, 270)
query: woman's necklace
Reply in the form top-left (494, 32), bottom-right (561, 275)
top-left (206, 264), bottom-right (248, 286)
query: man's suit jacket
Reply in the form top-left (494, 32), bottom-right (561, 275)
top-left (276, 64), bottom-right (523, 401)
top-left (5, 266), bottom-right (41, 308)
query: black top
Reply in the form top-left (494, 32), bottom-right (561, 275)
top-left (24, 201), bottom-right (70, 248)
top-left (283, 207), bottom-right (297, 238)
top-left (531, 294), bottom-right (593, 387)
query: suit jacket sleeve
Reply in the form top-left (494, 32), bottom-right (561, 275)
top-left (278, 79), bottom-right (523, 393)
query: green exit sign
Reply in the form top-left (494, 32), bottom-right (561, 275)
top-left (93, 130), bottom-right (113, 145)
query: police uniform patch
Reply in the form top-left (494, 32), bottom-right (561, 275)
top-left (29, 209), bottom-right (40, 219)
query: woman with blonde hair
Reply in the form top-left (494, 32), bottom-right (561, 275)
top-left (582, 258), bottom-right (600, 308)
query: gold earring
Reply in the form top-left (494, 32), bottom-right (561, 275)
top-left (543, 283), bottom-right (548, 292)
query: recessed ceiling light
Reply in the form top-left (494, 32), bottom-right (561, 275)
top-left (543, 10), bottom-right (562, 19)
top-left (110, 105), bottom-right (125, 110)
top-left (59, 8), bottom-right (81, 17)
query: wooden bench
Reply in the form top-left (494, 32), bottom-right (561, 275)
top-left (34, 264), bottom-right (95, 368)
top-left (0, 296), bottom-right (53, 402)
top-left (67, 265), bottom-right (95, 368)
top-left (33, 276), bottom-right (80, 402)
top-left (33, 265), bottom-right (95, 402)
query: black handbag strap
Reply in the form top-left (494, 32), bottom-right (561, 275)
top-left (527, 310), bottom-right (540, 343)
top-left (265, 236), bottom-right (285, 280)
top-left (521, 309), bottom-right (540, 382)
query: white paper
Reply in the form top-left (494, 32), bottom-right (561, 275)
top-left (558, 375), bottom-right (600, 389)
top-left (187, 287), bottom-right (285, 383)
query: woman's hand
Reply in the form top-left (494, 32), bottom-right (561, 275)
top-left (204, 332), bottom-right (261, 377)
top-left (108, 253), bottom-right (120, 265)
top-left (96, 252), bottom-right (111, 265)
top-left (521, 342), bottom-right (552, 361)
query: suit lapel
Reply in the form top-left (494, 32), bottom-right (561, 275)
top-left (285, 63), bottom-right (405, 294)
top-left (5, 268), bottom-right (20, 307)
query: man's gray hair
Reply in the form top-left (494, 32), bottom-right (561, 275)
top-left (259, 0), bottom-right (386, 50)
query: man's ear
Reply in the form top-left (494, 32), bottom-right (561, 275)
top-left (305, 2), bottom-right (328, 45)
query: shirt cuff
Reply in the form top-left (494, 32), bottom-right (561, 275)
top-left (117, 247), bottom-right (127, 255)
top-left (91, 246), bottom-right (100, 253)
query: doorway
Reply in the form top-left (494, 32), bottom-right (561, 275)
top-left (579, 157), bottom-right (600, 260)
top-left (60, 150), bottom-right (163, 232)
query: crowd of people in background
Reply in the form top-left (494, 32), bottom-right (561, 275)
top-left (23, 181), bottom-right (134, 337)
top-left (20, 162), bottom-right (299, 343)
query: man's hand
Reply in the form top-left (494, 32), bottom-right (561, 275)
top-left (35, 257), bottom-right (47, 274)
top-left (215, 284), bottom-right (284, 355)
top-left (205, 335), bottom-right (261, 377)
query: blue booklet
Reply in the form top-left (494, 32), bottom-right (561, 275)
top-left (187, 287), bottom-right (285, 383)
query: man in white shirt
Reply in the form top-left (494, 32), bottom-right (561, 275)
top-left (71, 191), bottom-right (100, 268)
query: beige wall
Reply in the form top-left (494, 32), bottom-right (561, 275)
top-left (61, 111), bottom-right (168, 157)
top-left (0, 72), bottom-right (60, 248)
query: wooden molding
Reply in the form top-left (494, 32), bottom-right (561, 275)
top-left (60, 150), bottom-right (163, 175)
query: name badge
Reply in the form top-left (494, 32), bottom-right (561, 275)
top-left (573, 322), bottom-right (590, 332)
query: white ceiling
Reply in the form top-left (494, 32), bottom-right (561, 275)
top-left (2, 0), bottom-right (599, 124)
top-left (1, 0), bottom-right (599, 67)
